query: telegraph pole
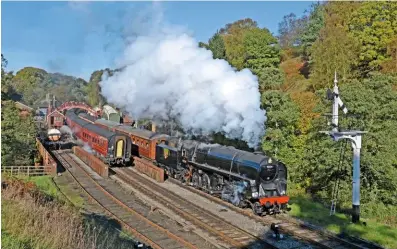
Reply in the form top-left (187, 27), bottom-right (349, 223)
top-left (320, 72), bottom-right (367, 223)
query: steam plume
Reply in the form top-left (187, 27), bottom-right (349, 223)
top-left (99, 6), bottom-right (266, 148)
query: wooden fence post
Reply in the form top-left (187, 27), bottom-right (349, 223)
top-left (27, 166), bottom-right (30, 176)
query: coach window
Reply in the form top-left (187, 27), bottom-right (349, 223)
top-left (146, 142), bottom-right (149, 148)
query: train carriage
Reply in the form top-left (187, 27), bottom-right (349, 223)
top-left (92, 119), bottom-right (169, 160)
top-left (65, 109), bottom-right (131, 165)
top-left (115, 126), bottom-right (168, 160)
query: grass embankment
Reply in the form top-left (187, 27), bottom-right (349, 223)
top-left (287, 187), bottom-right (397, 249)
top-left (1, 175), bottom-right (140, 249)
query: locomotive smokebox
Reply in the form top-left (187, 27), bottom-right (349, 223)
top-left (47, 128), bottom-right (61, 141)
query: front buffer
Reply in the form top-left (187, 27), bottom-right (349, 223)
top-left (253, 195), bottom-right (290, 216)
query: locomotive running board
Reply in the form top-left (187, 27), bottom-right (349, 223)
top-left (189, 161), bottom-right (251, 182)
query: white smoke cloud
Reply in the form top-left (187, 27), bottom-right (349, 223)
top-left (99, 5), bottom-right (266, 148)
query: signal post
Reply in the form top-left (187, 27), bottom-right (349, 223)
top-left (320, 73), bottom-right (367, 223)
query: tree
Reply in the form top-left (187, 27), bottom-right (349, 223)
top-left (242, 28), bottom-right (284, 92)
top-left (258, 67), bottom-right (285, 92)
top-left (381, 37), bottom-right (397, 73)
top-left (300, 3), bottom-right (325, 62)
top-left (311, 25), bottom-right (360, 89)
top-left (244, 28), bottom-right (281, 71)
top-left (198, 42), bottom-right (209, 50)
top-left (13, 67), bottom-right (47, 93)
top-left (278, 13), bottom-right (307, 49)
top-left (220, 18), bottom-right (258, 70)
top-left (208, 32), bottom-right (226, 60)
top-left (199, 31), bottom-right (226, 60)
top-left (13, 67), bottom-right (48, 105)
top-left (261, 90), bottom-right (300, 170)
top-left (310, 2), bottom-right (361, 89)
top-left (219, 18), bottom-right (258, 35)
top-left (1, 54), bottom-right (16, 101)
top-left (349, 2), bottom-right (397, 74)
top-left (1, 101), bottom-right (37, 166)
top-left (86, 69), bottom-right (114, 107)
top-left (1, 54), bottom-right (7, 72)
top-left (48, 73), bottom-right (88, 103)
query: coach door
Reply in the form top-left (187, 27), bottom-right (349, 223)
top-left (116, 139), bottom-right (124, 158)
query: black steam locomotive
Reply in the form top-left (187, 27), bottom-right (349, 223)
top-left (155, 138), bottom-right (289, 215)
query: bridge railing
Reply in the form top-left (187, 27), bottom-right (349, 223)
top-left (1, 166), bottom-right (54, 177)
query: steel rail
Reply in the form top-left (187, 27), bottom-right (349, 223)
top-left (53, 150), bottom-right (199, 249)
top-left (166, 177), bottom-right (385, 249)
top-left (113, 167), bottom-right (280, 249)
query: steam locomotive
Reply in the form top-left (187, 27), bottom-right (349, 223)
top-left (156, 138), bottom-right (289, 215)
top-left (67, 109), bottom-right (289, 215)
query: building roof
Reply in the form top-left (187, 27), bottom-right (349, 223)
top-left (47, 109), bottom-right (65, 117)
top-left (15, 101), bottom-right (33, 111)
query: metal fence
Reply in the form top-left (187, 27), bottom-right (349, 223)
top-left (1, 166), bottom-right (54, 176)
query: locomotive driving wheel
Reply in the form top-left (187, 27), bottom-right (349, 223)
top-left (192, 172), bottom-right (200, 188)
top-left (252, 201), bottom-right (263, 216)
top-left (201, 174), bottom-right (211, 192)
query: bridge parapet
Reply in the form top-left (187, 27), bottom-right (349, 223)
top-left (56, 101), bottom-right (99, 116)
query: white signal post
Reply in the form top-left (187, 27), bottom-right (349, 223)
top-left (320, 72), bottom-right (367, 223)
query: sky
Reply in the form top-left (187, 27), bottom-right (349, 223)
top-left (1, 1), bottom-right (314, 80)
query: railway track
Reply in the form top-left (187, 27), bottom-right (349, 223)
top-left (164, 177), bottom-right (385, 249)
top-left (52, 150), bottom-right (212, 249)
top-left (112, 167), bottom-right (290, 249)
top-left (51, 148), bottom-right (383, 249)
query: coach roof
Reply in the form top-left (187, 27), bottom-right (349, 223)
top-left (115, 125), bottom-right (169, 140)
top-left (83, 123), bottom-right (116, 139)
